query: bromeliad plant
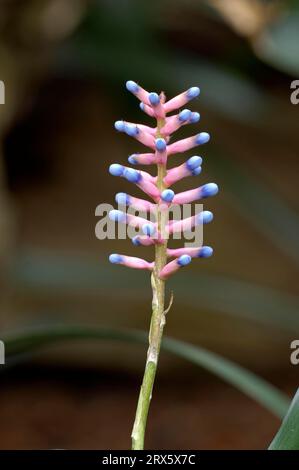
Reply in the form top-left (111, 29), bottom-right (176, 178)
top-left (108, 81), bottom-right (219, 450)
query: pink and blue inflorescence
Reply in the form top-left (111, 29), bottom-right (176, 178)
top-left (108, 81), bottom-right (218, 280)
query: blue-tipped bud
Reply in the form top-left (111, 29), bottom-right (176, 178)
top-left (186, 156), bottom-right (202, 171)
top-left (179, 109), bottom-right (192, 122)
top-left (190, 112), bottom-right (200, 123)
top-left (109, 253), bottom-right (123, 264)
top-left (191, 166), bottom-right (202, 176)
top-left (177, 254), bottom-right (192, 266)
top-left (161, 189), bottom-right (175, 203)
top-left (132, 236), bottom-right (141, 246)
top-left (125, 124), bottom-right (139, 137)
top-left (124, 168), bottom-right (141, 183)
top-left (109, 210), bottom-right (126, 223)
top-left (201, 183), bottom-right (219, 198)
top-left (128, 154), bottom-right (137, 165)
top-left (132, 235), bottom-right (141, 246)
top-left (114, 120), bottom-right (125, 132)
top-left (139, 102), bottom-right (145, 111)
top-left (196, 132), bottom-right (210, 145)
top-left (187, 87), bottom-right (200, 99)
top-left (109, 163), bottom-right (124, 176)
top-left (142, 224), bottom-right (155, 237)
top-left (155, 138), bottom-right (166, 152)
top-left (196, 211), bottom-right (213, 224)
top-left (115, 192), bottom-right (130, 206)
top-left (198, 246), bottom-right (213, 258)
top-left (148, 92), bottom-right (160, 106)
top-left (126, 80), bottom-right (139, 93)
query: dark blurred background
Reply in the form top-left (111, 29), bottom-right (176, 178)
top-left (0, 0), bottom-right (299, 449)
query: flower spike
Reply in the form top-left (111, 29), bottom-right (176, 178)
top-left (109, 82), bottom-right (216, 274)
top-left (107, 81), bottom-right (219, 449)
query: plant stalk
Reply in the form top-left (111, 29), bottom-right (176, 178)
top-left (131, 117), bottom-right (168, 450)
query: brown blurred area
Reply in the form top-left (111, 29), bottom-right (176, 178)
top-left (0, 0), bottom-right (299, 449)
top-left (0, 365), bottom-right (290, 450)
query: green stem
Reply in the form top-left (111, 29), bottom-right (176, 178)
top-left (131, 117), bottom-right (168, 450)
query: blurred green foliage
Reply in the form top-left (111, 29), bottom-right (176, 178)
top-left (3, 324), bottom-right (290, 418)
top-left (269, 388), bottom-right (299, 449)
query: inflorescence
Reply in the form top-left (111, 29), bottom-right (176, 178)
top-left (108, 81), bottom-right (218, 280)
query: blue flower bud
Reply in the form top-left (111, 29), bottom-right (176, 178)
top-left (155, 138), bottom-right (166, 152)
top-left (179, 109), bottom-right (192, 122)
top-left (148, 92), bottom-right (160, 106)
top-left (109, 163), bottom-right (124, 176)
top-left (187, 87), bottom-right (200, 99)
top-left (109, 210), bottom-right (126, 223)
top-left (201, 183), bottom-right (219, 198)
top-left (139, 102), bottom-right (145, 111)
top-left (196, 132), bottom-right (210, 145)
top-left (177, 254), bottom-right (192, 266)
top-left (142, 224), bottom-right (155, 236)
top-left (128, 154), bottom-right (137, 165)
top-left (196, 211), bottom-right (213, 224)
top-left (198, 246), bottom-right (213, 258)
top-left (189, 112), bottom-right (200, 123)
top-left (125, 124), bottom-right (139, 137)
top-left (124, 168), bottom-right (141, 183)
top-left (126, 80), bottom-right (139, 93)
top-left (114, 120), bottom-right (125, 132)
top-left (132, 236), bottom-right (141, 246)
top-left (191, 166), bottom-right (202, 176)
top-left (109, 253), bottom-right (123, 264)
top-left (115, 192), bottom-right (130, 205)
top-left (186, 156), bottom-right (202, 171)
top-left (161, 189), bottom-right (174, 202)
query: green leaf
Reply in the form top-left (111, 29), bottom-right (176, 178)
top-left (11, 249), bottom-right (299, 333)
top-left (3, 324), bottom-right (290, 418)
top-left (256, 11), bottom-right (299, 76)
top-left (269, 388), bottom-right (299, 449)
